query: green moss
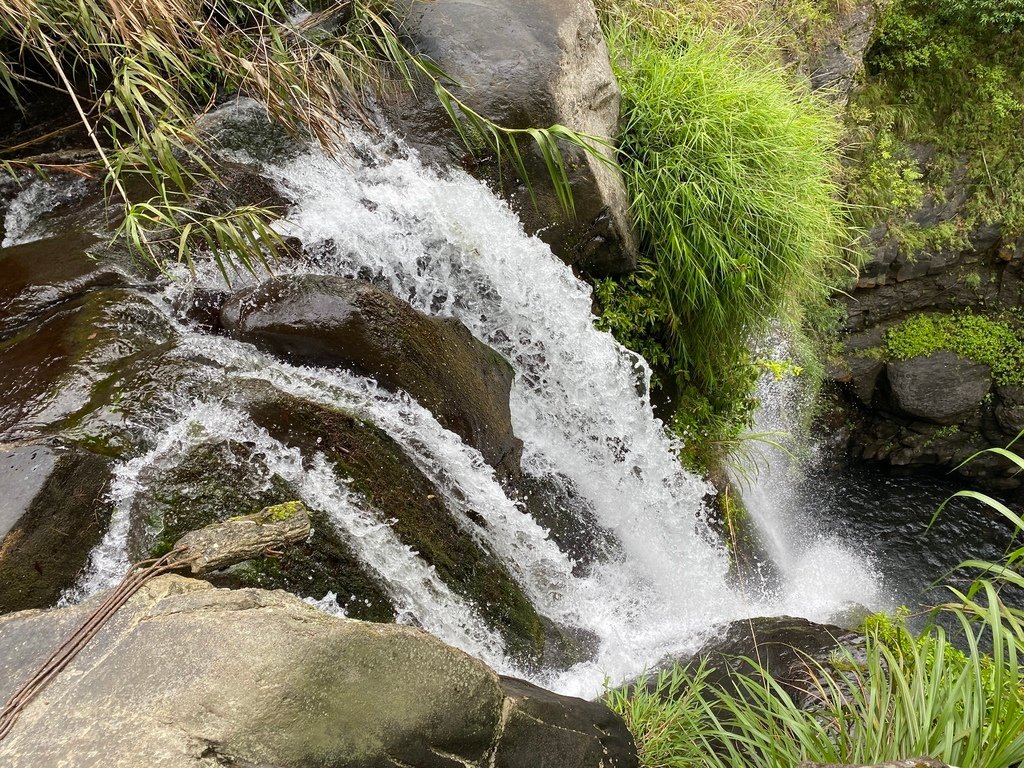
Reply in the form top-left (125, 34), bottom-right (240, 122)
top-left (883, 312), bottom-right (1024, 385)
top-left (265, 500), bottom-right (304, 522)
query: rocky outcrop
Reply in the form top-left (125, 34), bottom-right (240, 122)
top-left (128, 437), bottom-right (397, 622)
top-left (0, 442), bottom-right (112, 613)
top-left (794, 1), bottom-right (887, 104)
top-left (887, 352), bottom-right (991, 425)
top-left (245, 390), bottom-right (547, 663)
top-left (684, 616), bottom-right (865, 710)
top-left (0, 575), bottom-right (638, 767)
top-left (832, 144), bottom-right (1024, 488)
top-left (384, 0), bottom-right (638, 275)
top-left (221, 274), bottom-right (524, 478)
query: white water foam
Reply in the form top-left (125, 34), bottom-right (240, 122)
top-left (58, 108), bottom-right (886, 696)
top-left (735, 332), bottom-right (890, 618)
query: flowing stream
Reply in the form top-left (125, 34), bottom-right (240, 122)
top-left (35, 108), bottom-right (892, 696)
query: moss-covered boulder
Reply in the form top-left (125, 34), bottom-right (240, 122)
top-left (0, 442), bottom-right (112, 613)
top-left (221, 274), bottom-right (523, 479)
top-left (129, 440), bottom-right (394, 622)
top-left (247, 391), bottom-right (547, 663)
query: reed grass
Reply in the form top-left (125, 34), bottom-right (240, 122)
top-left (0, 0), bottom-right (601, 274)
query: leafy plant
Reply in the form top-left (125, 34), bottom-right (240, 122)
top-left (0, 0), bottom-right (604, 275)
top-left (593, 1), bottom-right (850, 470)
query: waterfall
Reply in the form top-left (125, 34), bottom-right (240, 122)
top-left (54, 109), bottom-right (887, 696)
top-left (735, 330), bottom-right (888, 618)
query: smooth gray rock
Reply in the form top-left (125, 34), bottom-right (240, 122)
top-left (0, 576), bottom-right (638, 768)
top-left (385, 0), bottom-right (638, 275)
top-left (887, 351), bottom-right (991, 425)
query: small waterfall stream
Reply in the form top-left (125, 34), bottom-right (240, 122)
top-left (26, 108), bottom-right (891, 696)
top-left (735, 332), bottom-right (888, 617)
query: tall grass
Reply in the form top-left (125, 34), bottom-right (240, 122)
top-left (607, 443), bottom-right (1024, 768)
top-left (600, 3), bottom-right (849, 395)
top-left (591, 1), bottom-right (852, 471)
top-left (0, 0), bottom-right (601, 273)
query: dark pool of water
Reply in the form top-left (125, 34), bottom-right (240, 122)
top-left (809, 462), bottom-right (1023, 618)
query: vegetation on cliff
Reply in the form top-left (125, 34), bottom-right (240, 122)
top-left (594, 0), bottom-right (850, 470)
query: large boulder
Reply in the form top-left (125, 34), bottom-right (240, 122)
top-left (128, 438), bottom-right (396, 623)
top-left (886, 351), bottom-right (991, 425)
top-left (0, 575), bottom-right (638, 767)
top-left (385, 0), bottom-right (638, 275)
top-left (670, 616), bottom-right (865, 711)
top-left (221, 274), bottom-right (523, 478)
top-left (0, 442), bottom-right (112, 613)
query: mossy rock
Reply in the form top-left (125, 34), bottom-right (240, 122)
top-left (247, 391), bottom-right (548, 664)
top-left (0, 442), bottom-right (113, 613)
top-left (132, 440), bottom-right (394, 622)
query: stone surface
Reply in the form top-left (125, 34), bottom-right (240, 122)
top-left (128, 437), bottom-right (396, 622)
top-left (0, 442), bottom-right (112, 613)
top-left (683, 615), bottom-right (865, 710)
top-left (384, 0), bottom-right (638, 275)
top-left (221, 274), bottom-right (523, 478)
top-left (0, 288), bottom-right (175, 441)
top-left (799, 0), bottom-right (887, 104)
top-left (887, 351), bottom-right (991, 425)
top-left (0, 575), bottom-right (638, 768)
top-left (245, 390), bottom-right (546, 663)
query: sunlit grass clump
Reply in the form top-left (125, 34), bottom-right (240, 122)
top-left (595, 2), bottom-right (850, 467)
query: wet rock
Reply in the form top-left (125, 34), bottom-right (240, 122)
top-left (684, 616), bottom-right (865, 710)
top-left (247, 391), bottom-right (546, 662)
top-left (0, 575), bottom-right (638, 767)
top-left (384, 0), bottom-right (638, 275)
top-left (0, 289), bottom-right (175, 441)
top-left (0, 233), bottom-right (128, 333)
top-left (495, 677), bottom-right (638, 768)
top-left (994, 385), bottom-right (1024, 435)
top-left (130, 439), bottom-right (395, 622)
top-left (887, 352), bottom-right (991, 425)
top-left (513, 472), bottom-right (619, 574)
top-left (221, 274), bottom-right (523, 478)
top-left (0, 442), bottom-right (112, 613)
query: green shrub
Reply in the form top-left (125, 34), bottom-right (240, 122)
top-left (884, 312), bottom-right (1024, 385)
top-left (595, 2), bottom-right (849, 468)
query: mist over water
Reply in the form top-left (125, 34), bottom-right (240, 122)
top-left (60, 113), bottom-right (889, 696)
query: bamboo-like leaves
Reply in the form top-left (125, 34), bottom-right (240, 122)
top-left (1, 0), bottom-right (609, 274)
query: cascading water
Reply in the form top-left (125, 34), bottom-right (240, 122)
top-left (54, 105), bottom-right (888, 696)
top-left (735, 331), bottom-right (889, 617)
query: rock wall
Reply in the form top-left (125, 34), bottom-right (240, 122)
top-left (832, 154), bottom-right (1024, 489)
